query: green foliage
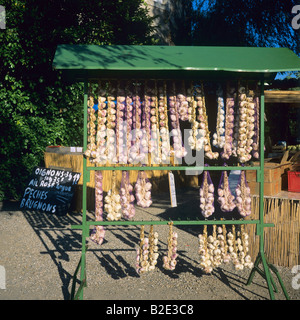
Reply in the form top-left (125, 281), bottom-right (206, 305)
top-left (0, 0), bottom-right (155, 201)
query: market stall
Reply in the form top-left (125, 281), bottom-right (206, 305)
top-left (52, 45), bottom-right (300, 300)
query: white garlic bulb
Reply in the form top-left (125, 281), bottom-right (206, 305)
top-left (235, 171), bottom-right (251, 217)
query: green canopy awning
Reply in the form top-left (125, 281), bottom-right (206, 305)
top-left (52, 45), bottom-right (300, 81)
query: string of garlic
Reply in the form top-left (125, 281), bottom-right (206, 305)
top-left (235, 170), bottom-right (251, 217)
top-left (120, 171), bottom-right (135, 219)
top-left (116, 84), bottom-right (127, 164)
top-left (106, 85), bottom-right (117, 163)
top-left (177, 81), bottom-right (189, 122)
top-left (169, 81), bottom-right (186, 160)
top-left (237, 86), bottom-right (255, 163)
top-left (196, 83), bottom-right (219, 159)
top-left (125, 82), bottom-right (134, 164)
top-left (135, 170), bottom-right (152, 208)
top-left (212, 87), bottom-right (226, 149)
top-left (217, 170), bottom-right (236, 212)
top-left (252, 91), bottom-right (260, 159)
top-left (94, 85), bottom-right (108, 164)
top-left (131, 82), bottom-right (145, 164)
top-left (198, 225), bottom-right (213, 273)
top-left (90, 171), bottom-right (105, 245)
top-left (104, 170), bottom-right (122, 221)
top-left (149, 83), bottom-right (160, 164)
top-left (221, 86), bottom-right (235, 160)
top-left (136, 225), bottom-right (149, 274)
top-left (163, 223), bottom-right (178, 270)
top-left (84, 91), bottom-right (97, 159)
top-left (158, 82), bottom-right (170, 163)
top-left (148, 225), bottom-right (159, 271)
top-left (199, 170), bottom-right (215, 218)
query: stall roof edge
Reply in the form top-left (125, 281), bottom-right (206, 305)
top-left (52, 45), bottom-right (300, 80)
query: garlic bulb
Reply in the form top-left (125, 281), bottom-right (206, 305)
top-left (135, 171), bottom-right (152, 208)
top-left (212, 87), bottom-right (226, 149)
top-left (104, 171), bottom-right (122, 221)
top-left (120, 171), bottom-right (135, 219)
top-left (125, 84), bottom-right (134, 164)
top-left (235, 171), bottom-right (251, 217)
top-left (163, 223), bottom-right (178, 270)
top-left (149, 83), bottom-right (160, 164)
top-left (217, 171), bottom-right (236, 212)
top-left (221, 86), bottom-right (235, 160)
top-left (199, 171), bottom-right (215, 218)
top-left (195, 84), bottom-right (218, 159)
top-left (90, 171), bottom-right (105, 245)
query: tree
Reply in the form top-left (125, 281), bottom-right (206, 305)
top-left (0, 0), bottom-right (155, 200)
top-left (192, 0), bottom-right (300, 55)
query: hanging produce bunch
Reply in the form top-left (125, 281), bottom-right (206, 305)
top-left (199, 170), bottom-right (215, 218)
top-left (217, 170), bottom-right (236, 212)
top-left (162, 222), bottom-right (178, 270)
top-left (135, 170), bottom-right (152, 208)
top-left (104, 171), bottom-right (122, 221)
top-left (198, 224), bottom-right (253, 274)
top-left (90, 171), bottom-right (105, 245)
top-left (120, 171), bottom-right (135, 219)
top-left (136, 225), bottom-right (159, 274)
top-left (235, 171), bottom-right (252, 217)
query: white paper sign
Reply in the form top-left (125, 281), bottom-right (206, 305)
top-left (168, 172), bottom-right (177, 207)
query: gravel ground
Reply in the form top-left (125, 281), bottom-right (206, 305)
top-left (0, 187), bottom-right (299, 301)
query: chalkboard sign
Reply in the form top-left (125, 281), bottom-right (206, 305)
top-left (20, 167), bottom-right (81, 216)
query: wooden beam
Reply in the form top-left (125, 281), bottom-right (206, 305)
top-left (265, 90), bottom-right (300, 104)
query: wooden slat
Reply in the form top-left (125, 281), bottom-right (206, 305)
top-left (265, 90), bottom-right (300, 104)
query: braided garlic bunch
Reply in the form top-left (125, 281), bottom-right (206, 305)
top-left (212, 87), bottom-right (226, 149)
top-left (120, 171), bottom-right (135, 219)
top-left (85, 95), bottom-right (97, 159)
top-left (236, 86), bottom-right (255, 163)
top-left (104, 171), bottom-right (121, 221)
top-left (199, 171), bottom-right (215, 218)
top-left (163, 223), bottom-right (178, 270)
top-left (198, 225), bottom-right (213, 273)
top-left (217, 171), bottom-right (236, 212)
top-left (135, 171), bottom-right (152, 208)
top-left (235, 171), bottom-right (251, 217)
top-left (136, 225), bottom-right (159, 274)
top-left (90, 171), bottom-right (105, 245)
top-left (196, 85), bottom-right (218, 159)
top-left (106, 93), bottom-right (117, 163)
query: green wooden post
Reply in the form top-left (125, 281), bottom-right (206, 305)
top-left (78, 80), bottom-right (89, 300)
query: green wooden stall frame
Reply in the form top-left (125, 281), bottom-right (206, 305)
top-left (53, 45), bottom-right (300, 300)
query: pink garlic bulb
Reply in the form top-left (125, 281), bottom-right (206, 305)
top-left (90, 171), bottom-right (105, 245)
top-left (213, 87), bottom-right (226, 149)
top-left (199, 171), bottom-right (215, 218)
